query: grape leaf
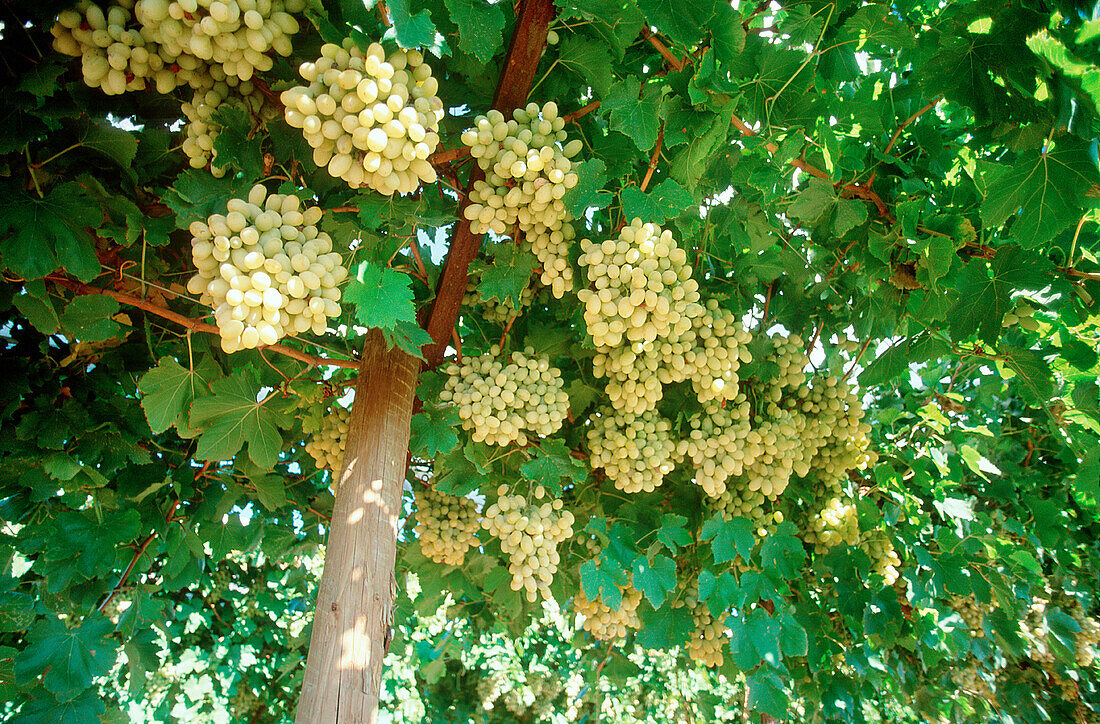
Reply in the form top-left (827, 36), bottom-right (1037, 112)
top-left (211, 106), bottom-right (263, 179)
top-left (410, 405), bottom-right (460, 459)
top-left (631, 553), bottom-right (677, 607)
top-left (747, 665), bottom-right (788, 717)
top-left (760, 523), bottom-right (805, 580)
top-left (344, 261), bottom-right (419, 332)
top-left (787, 177), bottom-right (869, 237)
top-left (161, 170), bottom-right (251, 228)
top-left (700, 514), bottom-right (755, 564)
top-left (621, 179), bottom-right (695, 223)
top-left (520, 438), bottom-right (587, 494)
top-left (859, 335), bottom-right (951, 387)
top-left (777, 611), bottom-right (808, 657)
top-left (473, 243), bottom-right (538, 309)
top-left (81, 119), bottom-right (138, 170)
top-left (13, 280), bottom-right (59, 334)
top-left (601, 77), bottom-right (664, 152)
top-left (138, 356), bottom-right (222, 435)
top-left (442, 0), bottom-right (505, 63)
top-left (635, 0), bottom-right (719, 47)
top-left (0, 182), bottom-right (102, 282)
top-left (59, 296), bottom-right (121, 342)
top-left (949, 246), bottom-right (1056, 343)
top-left (386, 0), bottom-right (440, 49)
top-left (435, 446), bottom-right (482, 496)
top-left (562, 159), bottom-right (613, 217)
top-left (580, 556), bottom-right (627, 608)
top-left (14, 616), bottom-right (116, 699)
top-left (655, 513), bottom-right (692, 552)
top-left (636, 604), bottom-right (694, 650)
top-left (559, 36), bottom-right (615, 97)
top-left (190, 368), bottom-right (288, 469)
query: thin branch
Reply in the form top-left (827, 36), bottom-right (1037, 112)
top-left (97, 499), bottom-right (181, 613)
top-left (841, 338), bottom-right (872, 382)
top-left (883, 97), bottom-right (941, 157)
top-left (46, 275), bottom-right (360, 370)
top-left (564, 100), bottom-right (601, 124)
top-left (641, 27), bottom-right (684, 71)
top-left (760, 280), bottom-right (777, 327)
top-left (639, 123), bottom-right (665, 193)
top-left (428, 146), bottom-right (472, 166)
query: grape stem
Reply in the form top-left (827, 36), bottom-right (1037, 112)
top-left (639, 122), bottom-right (665, 193)
top-left (641, 27), bottom-right (684, 71)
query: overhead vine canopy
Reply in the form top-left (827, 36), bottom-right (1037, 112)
top-left (1, 0), bottom-right (1099, 721)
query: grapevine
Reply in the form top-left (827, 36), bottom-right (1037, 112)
top-left (482, 485), bottom-right (575, 602)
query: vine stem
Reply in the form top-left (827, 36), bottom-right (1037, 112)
top-left (46, 275), bottom-right (361, 370)
top-left (841, 338), bottom-right (872, 382)
top-left (760, 280), bottom-right (777, 327)
top-left (97, 498), bottom-right (181, 613)
top-left (641, 27), bottom-right (684, 71)
top-left (639, 123), bottom-right (665, 193)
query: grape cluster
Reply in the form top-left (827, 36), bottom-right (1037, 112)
top-left (953, 660), bottom-right (994, 699)
top-left (482, 485), bottom-right (575, 602)
top-left (503, 675), bottom-right (562, 719)
top-left (766, 334), bottom-right (809, 395)
top-left (674, 580), bottom-right (727, 668)
top-left (712, 485), bottom-right (783, 536)
top-left (414, 487), bottom-right (480, 565)
top-left (684, 301), bottom-right (753, 403)
top-left (805, 496), bottom-right (860, 554)
top-left (229, 684), bottom-right (262, 718)
top-left (136, 0), bottom-right (304, 82)
top-left (586, 406), bottom-right (679, 494)
top-left (439, 347), bottom-right (569, 446)
top-left (952, 595), bottom-right (993, 638)
top-left (282, 41), bottom-right (443, 194)
top-left (185, 184), bottom-right (348, 353)
top-left (861, 530), bottom-right (901, 585)
top-left (574, 582), bottom-right (642, 640)
top-left (303, 404), bottom-right (350, 473)
top-left (461, 102), bottom-right (581, 298)
top-left (462, 268), bottom-right (536, 325)
top-left (182, 81), bottom-right (276, 175)
top-left (678, 397), bottom-right (759, 497)
top-left (1003, 301), bottom-right (1039, 330)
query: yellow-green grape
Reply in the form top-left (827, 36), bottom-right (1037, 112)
top-left (1075, 611), bottom-right (1100, 667)
top-left (136, 0), bottom-right (305, 81)
top-left (797, 377), bottom-right (876, 485)
top-left (712, 484), bottom-right (782, 537)
top-left (765, 334), bottom-right (809, 398)
top-left (586, 406), bottom-right (678, 494)
top-left (482, 485), bottom-right (575, 602)
top-left (1003, 301), bottom-right (1039, 330)
top-left (439, 346), bottom-right (569, 446)
top-left (460, 102), bottom-right (581, 298)
top-left (683, 300), bottom-right (753, 403)
top-left (688, 604), bottom-right (727, 668)
top-left (281, 40), bottom-right (444, 194)
top-left (678, 395), bottom-right (761, 498)
top-left (502, 674), bottom-right (562, 719)
top-left (181, 81), bottom-right (276, 176)
top-left (952, 595), bottom-right (992, 638)
top-left (741, 405), bottom-right (807, 497)
top-left (574, 582), bottom-right (642, 640)
top-left (229, 684), bottom-right (261, 718)
top-left (952, 659), bottom-right (994, 699)
top-left (462, 269), bottom-right (536, 324)
top-left (304, 404), bottom-right (350, 472)
top-left (861, 530), bottom-right (901, 585)
top-left (185, 184), bottom-right (348, 353)
top-left (805, 496), bottom-right (860, 554)
top-left (414, 487), bottom-right (480, 565)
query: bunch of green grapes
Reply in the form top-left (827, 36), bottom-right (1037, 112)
top-left (478, 670), bottom-right (507, 712)
top-left (574, 582), bottom-right (643, 640)
top-left (712, 485), bottom-right (784, 538)
top-left (1077, 613), bottom-right (1100, 667)
top-left (764, 333), bottom-right (809, 397)
top-left (282, 41), bottom-right (443, 194)
top-left (181, 81), bottom-right (276, 175)
top-left (951, 596), bottom-right (992, 638)
top-left (678, 396), bottom-right (761, 498)
top-left (186, 184), bottom-right (347, 352)
top-left (413, 487), bottom-right (480, 565)
top-left (439, 346), bottom-right (569, 446)
top-left (461, 268), bottom-right (536, 324)
top-left (952, 659), bottom-right (995, 699)
top-left (303, 404), bottom-right (350, 473)
top-left (861, 530), bottom-right (901, 585)
top-left (482, 485), bottom-right (575, 602)
top-left (797, 378), bottom-right (877, 485)
top-left (229, 683), bottom-right (262, 718)
top-left (804, 496), bottom-right (860, 554)
top-left (740, 405), bottom-right (809, 498)
top-left (683, 300), bottom-right (753, 403)
top-left (136, 0), bottom-right (305, 82)
top-left (503, 674), bottom-right (562, 719)
top-left (1003, 301), bottom-right (1040, 331)
top-left (51, 0), bottom-right (197, 94)
top-left (586, 406), bottom-right (679, 493)
top-left (460, 102), bottom-right (582, 298)
top-left (674, 579), bottom-right (727, 668)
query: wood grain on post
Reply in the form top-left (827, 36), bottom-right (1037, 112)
top-left (295, 329), bottom-right (419, 723)
top-left (422, 0), bottom-right (557, 368)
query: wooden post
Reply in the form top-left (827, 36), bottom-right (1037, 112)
top-left (295, 329), bottom-right (420, 723)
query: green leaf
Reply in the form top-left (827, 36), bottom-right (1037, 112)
top-left (777, 611), bottom-right (808, 657)
top-left (562, 159), bottom-right (613, 217)
top-left (580, 555), bottom-right (627, 608)
top-left (759, 523), bottom-right (805, 580)
top-left (636, 0), bottom-right (719, 47)
top-left (473, 243), bottom-right (539, 309)
top-left (631, 553), bottom-right (677, 607)
top-left (601, 77), bottom-right (664, 152)
top-left (162, 170), bottom-right (251, 228)
top-left (190, 368), bottom-right (286, 468)
top-left (386, 0), bottom-right (439, 48)
top-left (210, 105), bottom-right (263, 179)
top-left (655, 513), bottom-right (692, 552)
top-left (81, 119), bottom-right (138, 169)
top-left (434, 445), bottom-right (482, 496)
top-left (410, 405), bottom-right (460, 459)
top-left (787, 177), bottom-right (868, 237)
top-left (138, 356), bottom-right (222, 435)
top-left (859, 335), bottom-right (951, 387)
top-left (442, 0), bottom-right (505, 63)
top-left (14, 280), bottom-right (60, 334)
top-left (0, 182), bottom-right (102, 282)
top-left (949, 247), bottom-right (1056, 343)
top-left (700, 514), bottom-right (755, 564)
top-left (14, 616), bottom-right (116, 699)
top-left (746, 666), bottom-right (788, 718)
top-left (344, 261), bottom-right (419, 332)
top-left (979, 138), bottom-right (1098, 248)
top-left (636, 604), bottom-right (694, 650)
top-left (835, 5), bottom-right (916, 50)
top-left (559, 36), bottom-right (615, 97)
top-left (9, 688), bottom-right (107, 724)
top-left (520, 438), bottom-right (587, 494)
top-left (997, 344), bottom-right (1055, 404)
top-left (59, 295), bottom-right (121, 342)
top-left (621, 179), bottom-right (695, 223)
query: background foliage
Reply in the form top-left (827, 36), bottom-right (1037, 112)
top-left (1, 0), bottom-right (1100, 721)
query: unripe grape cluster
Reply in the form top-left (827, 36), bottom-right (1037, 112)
top-left (282, 41), bottom-right (443, 194)
top-left (953, 660), bottom-right (994, 699)
top-left (678, 397), bottom-right (760, 497)
top-left (182, 81), bottom-right (276, 175)
top-left (952, 596), bottom-right (992, 638)
top-left (439, 347), bottom-right (569, 446)
top-left (482, 485), bottom-right (575, 602)
top-left (1003, 301), bottom-right (1040, 331)
top-left (574, 582), bottom-right (643, 640)
top-left (186, 184), bottom-right (348, 353)
top-left (414, 487), bottom-right (480, 565)
top-left (861, 530), bottom-right (901, 585)
top-left (461, 102), bottom-right (581, 299)
top-left (805, 496), bottom-right (860, 554)
top-left (674, 580), bottom-right (727, 668)
top-left (303, 404), bottom-right (350, 473)
top-left (586, 406), bottom-right (679, 494)
top-left (684, 300), bottom-right (753, 403)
